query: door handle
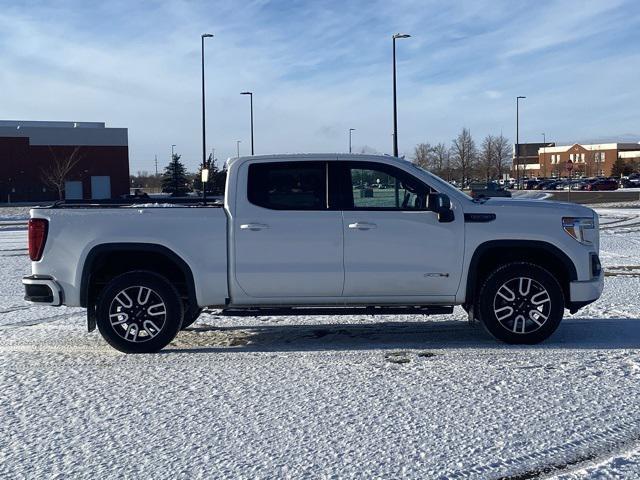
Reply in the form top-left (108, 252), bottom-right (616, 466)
top-left (240, 223), bottom-right (270, 231)
top-left (348, 222), bottom-right (377, 230)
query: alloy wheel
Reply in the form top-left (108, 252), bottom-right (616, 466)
top-left (492, 277), bottom-right (552, 334)
top-left (108, 286), bottom-right (167, 342)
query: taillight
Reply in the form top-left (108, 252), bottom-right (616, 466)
top-left (28, 218), bottom-right (48, 261)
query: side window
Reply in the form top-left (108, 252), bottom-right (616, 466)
top-left (349, 165), bottom-right (428, 210)
top-left (248, 162), bottom-right (327, 210)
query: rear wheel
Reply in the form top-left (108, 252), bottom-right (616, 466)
top-left (96, 271), bottom-right (184, 353)
top-left (477, 262), bottom-right (564, 344)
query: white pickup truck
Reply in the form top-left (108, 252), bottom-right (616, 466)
top-left (23, 154), bottom-right (603, 353)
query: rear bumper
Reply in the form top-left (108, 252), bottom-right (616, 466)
top-left (22, 275), bottom-right (63, 306)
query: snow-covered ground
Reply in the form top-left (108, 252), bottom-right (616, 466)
top-left (1, 208), bottom-right (640, 479)
top-left (0, 206), bottom-right (30, 222)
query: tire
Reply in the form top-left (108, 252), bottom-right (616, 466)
top-left (96, 271), bottom-right (184, 353)
top-left (181, 306), bottom-right (203, 330)
top-left (477, 262), bottom-right (564, 344)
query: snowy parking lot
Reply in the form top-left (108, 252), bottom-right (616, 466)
top-left (1, 207), bottom-right (640, 478)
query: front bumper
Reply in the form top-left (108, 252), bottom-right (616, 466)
top-left (22, 275), bottom-right (63, 306)
top-left (568, 274), bottom-right (604, 311)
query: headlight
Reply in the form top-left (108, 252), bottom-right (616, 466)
top-left (562, 217), bottom-right (595, 244)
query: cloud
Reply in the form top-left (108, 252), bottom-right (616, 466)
top-left (485, 90), bottom-right (502, 100)
top-left (0, 0), bottom-right (638, 171)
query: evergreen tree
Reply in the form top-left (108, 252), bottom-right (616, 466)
top-left (193, 153), bottom-right (218, 194)
top-left (611, 158), bottom-right (633, 177)
top-left (162, 153), bottom-right (190, 196)
top-left (211, 168), bottom-right (227, 196)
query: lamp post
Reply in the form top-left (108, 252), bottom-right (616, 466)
top-left (201, 33), bottom-right (214, 203)
top-left (392, 33), bottom-right (411, 157)
top-left (515, 95), bottom-right (526, 187)
top-left (171, 144), bottom-right (176, 158)
top-left (236, 140), bottom-right (241, 158)
top-left (240, 92), bottom-right (254, 155)
top-left (349, 128), bottom-right (355, 153)
top-left (541, 132), bottom-right (546, 178)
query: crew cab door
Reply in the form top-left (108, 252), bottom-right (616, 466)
top-left (232, 160), bottom-right (344, 298)
top-left (336, 160), bottom-right (464, 298)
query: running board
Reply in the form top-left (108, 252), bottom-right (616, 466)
top-left (220, 306), bottom-right (454, 317)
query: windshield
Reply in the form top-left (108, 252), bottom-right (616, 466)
top-left (406, 163), bottom-right (472, 201)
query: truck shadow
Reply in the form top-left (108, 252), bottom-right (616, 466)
top-left (165, 317), bottom-right (640, 353)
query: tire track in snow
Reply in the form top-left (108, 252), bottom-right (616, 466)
top-left (444, 419), bottom-right (640, 479)
top-left (0, 312), bottom-right (83, 330)
top-left (0, 305), bottom-right (31, 314)
top-left (553, 442), bottom-right (640, 478)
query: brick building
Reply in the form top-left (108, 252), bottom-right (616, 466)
top-left (0, 120), bottom-right (129, 203)
top-left (538, 143), bottom-right (640, 178)
top-left (513, 142), bottom-right (555, 177)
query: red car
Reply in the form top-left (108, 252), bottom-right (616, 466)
top-left (586, 179), bottom-right (618, 191)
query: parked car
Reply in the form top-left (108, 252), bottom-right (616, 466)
top-left (525, 179), bottom-right (540, 190)
top-left (535, 180), bottom-right (558, 190)
top-left (546, 181), bottom-right (565, 190)
top-left (121, 189), bottom-right (150, 200)
top-left (586, 179), bottom-right (618, 191)
top-left (23, 153), bottom-right (603, 353)
top-left (620, 173), bottom-right (640, 188)
top-left (559, 180), bottom-right (582, 190)
top-left (470, 182), bottom-right (512, 198)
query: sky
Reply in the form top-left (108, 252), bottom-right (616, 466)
top-left (0, 0), bottom-right (639, 173)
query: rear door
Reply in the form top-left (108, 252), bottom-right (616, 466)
top-left (336, 160), bottom-right (464, 298)
top-left (232, 160), bottom-right (344, 298)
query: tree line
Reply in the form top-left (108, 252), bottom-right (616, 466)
top-left (413, 128), bottom-right (511, 185)
top-left (130, 153), bottom-right (226, 196)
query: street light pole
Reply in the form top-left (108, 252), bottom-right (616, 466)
top-left (541, 132), bottom-right (546, 177)
top-left (349, 128), bottom-right (355, 153)
top-left (392, 33), bottom-right (410, 157)
top-left (516, 96), bottom-right (526, 187)
top-left (240, 92), bottom-right (254, 155)
top-left (201, 33), bottom-right (214, 203)
top-left (236, 140), bottom-right (241, 158)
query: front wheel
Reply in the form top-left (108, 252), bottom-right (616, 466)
top-left (181, 306), bottom-right (203, 330)
top-left (96, 271), bottom-right (184, 353)
top-left (477, 262), bottom-right (564, 344)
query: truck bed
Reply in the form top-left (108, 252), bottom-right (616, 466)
top-left (30, 204), bottom-right (229, 307)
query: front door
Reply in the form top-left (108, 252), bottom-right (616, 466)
top-left (233, 160), bottom-right (344, 298)
top-left (337, 161), bottom-right (464, 298)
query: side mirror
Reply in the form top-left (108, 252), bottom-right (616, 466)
top-left (428, 193), bottom-right (454, 223)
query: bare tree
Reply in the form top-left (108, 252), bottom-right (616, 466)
top-left (432, 142), bottom-right (450, 179)
top-left (479, 135), bottom-right (496, 181)
top-left (413, 143), bottom-right (433, 170)
top-left (131, 170), bottom-right (163, 191)
top-left (493, 134), bottom-right (511, 180)
top-left (41, 146), bottom-right (83, 200)
top-left (451, 128), bottom-right (477, 186)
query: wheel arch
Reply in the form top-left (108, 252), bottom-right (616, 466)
top-left (80, 243), bottom-right (197, 311)
top-left (465, 240), bottom-right (577, 307)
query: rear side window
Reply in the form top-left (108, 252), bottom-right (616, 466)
top-left (247, 162), bottom-right (327, 210)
